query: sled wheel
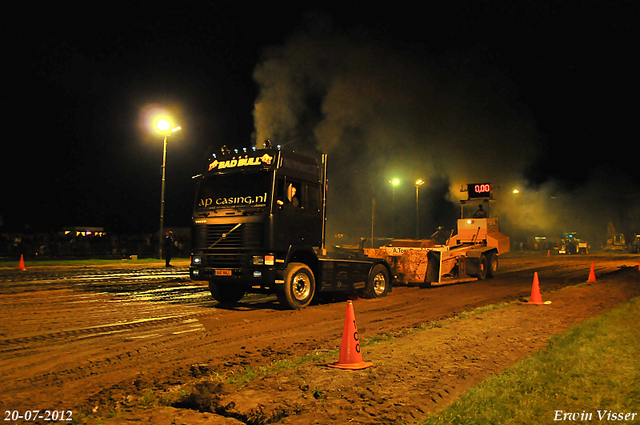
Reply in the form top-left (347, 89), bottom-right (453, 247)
top-left (487, 253), bottom-right (498, 278)
top-left (478, 255), bottom-right (489, 280)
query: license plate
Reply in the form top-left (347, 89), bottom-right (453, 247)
top-left (215, 269), bottom-right (232, 276)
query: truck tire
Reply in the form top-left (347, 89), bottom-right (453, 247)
top-left (277, 262), bottom-right (315, 309)
top-left (363, 264), bottom-right (389, 298)
top-left (209, 282), bottom-right (245, 305)
top-left (477, 254), bottom-right (488, 280)
top-left (487, 253), bottom-right (498, 278)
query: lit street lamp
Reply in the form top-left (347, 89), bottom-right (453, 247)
top-left (389, 178), bottom-right (400, 237)
top-left (415, 179), bottom-right (425, 238)
top-left (157, 119), bottom-right (181, 260)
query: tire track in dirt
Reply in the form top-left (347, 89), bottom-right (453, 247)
top-left (0, 313), bottom-right (206, 351)
top-left (0, 268), bottom-right (206, 411)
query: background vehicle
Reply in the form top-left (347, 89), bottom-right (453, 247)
top-left (628, 233), bottom-right (640, 253)
top-left (603, 222), bottom-right (627, 252)
top-left (558, 232), bottom-right (588, 254)
top-left (189, 145), bottom-right (391, 309)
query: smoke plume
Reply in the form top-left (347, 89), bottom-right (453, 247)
top-left (252, 18), bottom-right (638, 246)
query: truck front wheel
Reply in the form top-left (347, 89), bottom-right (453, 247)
top-left (209, 282), bottom-right (245, 305)
top-left (277, 262), bottom-right (315, 309)
top-left (363, 264), bottom-right (389, 298)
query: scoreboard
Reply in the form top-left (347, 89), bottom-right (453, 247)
top-left (467, 183), bottom-right (492, 199)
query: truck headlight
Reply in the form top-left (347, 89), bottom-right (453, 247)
top-left (192, 256), bottom-right (202, 265)
top-left (252, 255), bottom-right (275, 266)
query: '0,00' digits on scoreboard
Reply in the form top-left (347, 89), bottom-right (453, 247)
top-left (475, 184), bottom-right (491, 193)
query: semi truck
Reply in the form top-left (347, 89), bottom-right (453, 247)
top-left (364, 184), bottom-right (510, 286)
top-left (189, 144), bottom-right (391, 309)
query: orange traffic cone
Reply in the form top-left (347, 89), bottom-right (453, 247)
top-left (18, 255), bottom-right (26, 271)
top-left (547, 250), bottom-right (551, 257)
top-left (587, 263), bottom-right (596, 282)
top-left (527, 272), bottom-right (545, 305)
top-left (328, 301), bottom-right (374, 370)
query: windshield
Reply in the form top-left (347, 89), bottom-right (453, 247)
top-left (196, 171), bottom-right (272, 213)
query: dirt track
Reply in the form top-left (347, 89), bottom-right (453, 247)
top-left (1, 253), bottom-right (638, 424)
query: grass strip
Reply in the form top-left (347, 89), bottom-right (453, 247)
top-left (420, 296), bottom-right (640, 425)
top-left (226, 351), bottom-right (336, 384)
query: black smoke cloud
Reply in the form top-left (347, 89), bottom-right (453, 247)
top-left (251, 19), bottom-right (638, 246)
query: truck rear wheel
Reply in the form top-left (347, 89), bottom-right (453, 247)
top-left (277, 262), bottom-right (315, 309)
top-left (209, 282), bottom-right (245, 305)
top-left (363, 264), bottom-right (389, 298)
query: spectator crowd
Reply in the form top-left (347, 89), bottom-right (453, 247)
top-left (0, 232), bottom-right (190, 260)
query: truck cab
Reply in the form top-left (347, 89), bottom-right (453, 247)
top-left (190, 146), bottom-right (391, 309)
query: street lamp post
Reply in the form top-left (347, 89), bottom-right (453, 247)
top-left (371, 197), bottom-right (375, 248)
top-left (415, 179), bottom-right (425, 238)
top-left (389, 179), bottom-right (399, 238)
top-left (157, 119), bottom-right (181, 260)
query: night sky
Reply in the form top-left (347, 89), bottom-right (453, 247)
top-left (3, 1), bottom-right (639, 244)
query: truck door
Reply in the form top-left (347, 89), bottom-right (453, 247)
top-left (274, 177), bottom-right (322, 250)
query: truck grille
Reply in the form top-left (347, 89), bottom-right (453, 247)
top-left (203, 252), bottom-right (244, 268)
top-left (193, 223), bottom-right (263, 268)
top-left (199, 223), bottom-right (263, 248)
